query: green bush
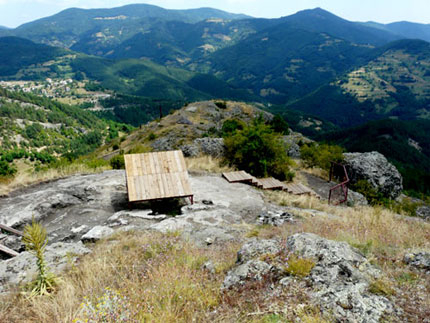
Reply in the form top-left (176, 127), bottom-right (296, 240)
top-left (110, 155), bottom-right (125, 170)
top-left (0, 160), bottom-right (16, 176)
top-left (300, 143), bottom-right (344, 171)
top-left (270, 114), bottom-right (290, 135)
top-left (350, 179), bottom-right (386, 206)
top-left (221, 119), bottom-right (245, 137)
top-left (224, 116), bottom-right (294, 181)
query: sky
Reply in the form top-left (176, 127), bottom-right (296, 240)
top-left (0, 0), bottom-right (429, 28)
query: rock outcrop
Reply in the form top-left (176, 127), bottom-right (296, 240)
top-left (416, 205), bottom-right (430, 221)
top-left (0, 171), bottom-right (267, 247)
top-left (404, 252), bottom-right (430, 271)
top-left (282, 131), bottom-right (313, 158)
top-left (344, 151), bottom-right (403, 199)
top-left (181, 138), bottom-right (225, 158)
top-left (223, 233), bottom-right (395, 322)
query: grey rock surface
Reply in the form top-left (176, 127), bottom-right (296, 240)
top-left (237, 239), bottom-right (281, 264)
top-left (282, 132), bottom-right (313, 158)
top-left (257, 211), bottom-right (295, 226)
top-left (223, 234), bottom-right (395, 322)
top-left (81, 226), bottom-right (114, 242)
top-left (194, 138), bottom-right (225, 157)
top-left (404, 252), bottom-right (430, 270)
top-left (286, 233), bottom-right (393, 323)
top-left (344, 151), bottom-right (403, 199)
top-left (416, 206), bottom-right (430, 220)
top-left (0, 242), bottom-right (90, 293)
top-left (1, 235), bottom-right (24, 252)
top-left (181, 138), bottom-right (225, 158)
top-left (222, 260), bottom-right (273, 289)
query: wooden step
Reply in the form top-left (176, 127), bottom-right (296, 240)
top-left (259, 178), bottom-right (285, 190)
top-left (0, 244), bottom-right (19, 257)
top-left (222, 171), bottom-right (253, 183)
top-left (249, 176), bottom-right (263, 188)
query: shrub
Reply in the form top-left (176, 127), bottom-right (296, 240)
top-left (368, 279), bottom-right (395, 297)
top-left (221, 119), bottom-right (245, 137)
top-left (148, 132), bottom-right (156, 141)
top-left (0, 160), bottom-right (17, 177)
top-left (284, 254), bottom-right (315, 278)
top-left (110, 155), bottom-right (125, 170)
top-left (270, 114), bottom-right (290, 135)
top-left (300, 143), bottom-right (344, 171)
top-left (224, 116), bottom-right (294, 181)
top-left (350, 179), bottom-right (386, 206)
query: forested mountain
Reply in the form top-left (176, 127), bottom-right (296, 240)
top-left (0, 4), bottom-right (249, 50)
top-left (286, 39), bottom-right (430, 127)
top-left (0, 37), bottom-right (68, 78)
top-left (204, 21), bottom-right (376, 104)
top-left (280, 8), bottom-right (400, 46)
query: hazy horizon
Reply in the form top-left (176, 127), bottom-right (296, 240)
top-left (0, 0), bottom-right (429, 29)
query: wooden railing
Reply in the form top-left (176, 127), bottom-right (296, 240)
top-left (328, 162), bottom-right (349, 205)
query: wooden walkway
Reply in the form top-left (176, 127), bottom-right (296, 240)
top-left (222, 170), bottom-right (320, 198)
top-left (124, 151), bottom-right (193, 203)
top-left (0, 223), bottom-right (23, 257)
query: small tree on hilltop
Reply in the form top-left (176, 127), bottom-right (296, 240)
top-left (224, 116), bottom-right (294, 181)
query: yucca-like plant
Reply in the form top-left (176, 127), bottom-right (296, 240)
top-left (23, 219), bottom-right (57, 296)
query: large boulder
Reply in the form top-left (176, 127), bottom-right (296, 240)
top-left (344, 151), bottom-right (403, 199)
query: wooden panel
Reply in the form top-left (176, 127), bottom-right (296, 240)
top-left (0, 224), bottom-right (23, 236)
top-left (124, 150), bottom-right (193, 202)
top-left (0, 244), bottom-right (19, 257)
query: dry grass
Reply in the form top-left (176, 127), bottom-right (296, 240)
top-left (0, 231), bottom-right (240, 323)
top-left (263, 190), bottom-right (430, 259)
top-left (186, 155), bottom-right (235, 174)
top-left (0, 163), bottom-right (110, 196)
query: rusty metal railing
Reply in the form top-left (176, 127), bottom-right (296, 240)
top-left (328, 162), bottom-right (349, 205)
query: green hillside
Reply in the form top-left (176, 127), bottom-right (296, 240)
top-left (0, 37), bottom-right (68, 78)
top-left (0, 86), bottom-right (131, 175)
top-left (206, 22), bottom-right (376, 104)
top-left (285, 39), bottom-right (430, 127)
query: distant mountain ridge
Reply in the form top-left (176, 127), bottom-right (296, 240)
top-left (0, 4), bottom-right (250, 49)
top-left (363, 21), bottom-right (430, 43)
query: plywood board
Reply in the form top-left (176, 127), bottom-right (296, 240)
top-left (124, 151), bottom-right (193, 202)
